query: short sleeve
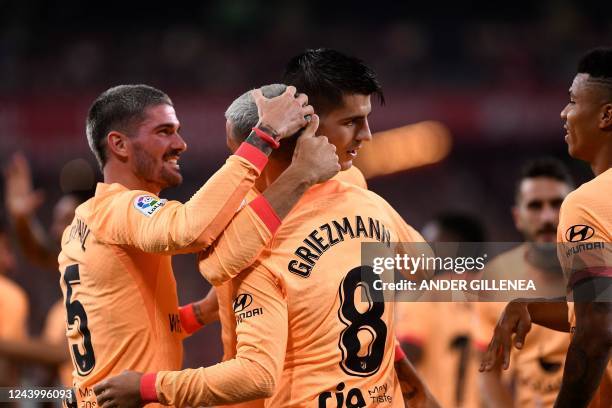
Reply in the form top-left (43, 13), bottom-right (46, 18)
top-left (557, 192), bottom-right (612, 288)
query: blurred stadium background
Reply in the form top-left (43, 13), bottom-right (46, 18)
top-left (0, 0), bottom-right (607, 375)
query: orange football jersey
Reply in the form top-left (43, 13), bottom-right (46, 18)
top-left (396, 301), bottom-right (480, 408)
top-left (210, 165), bottom-right (369, 408)
top-left (59, 151), bottom-right (275, 407)
top-left (154, 179), bottom-right (427, 407)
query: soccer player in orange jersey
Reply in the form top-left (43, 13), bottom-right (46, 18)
top-left (397, 213), bottom-right (486, 408)
top-left (481, 48), bottom-right (612, 408)
top-left (59, 84), bottom-right (340, 407)
top-left (220, 51), bottom-right (433, 408)
top-left (95, 50), bottom-right (437, 408)
top-left (474, 159), bottom-right (572, 408)
top-left (197, 85), bottom-right (433, 408)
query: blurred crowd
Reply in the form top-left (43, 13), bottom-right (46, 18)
top-left (0, 1), bottom-right (609, 93)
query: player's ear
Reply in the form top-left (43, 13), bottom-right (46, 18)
top-left (107, 131), bottom-right (130, 161)
top-left (599, 102), bottom-right (612, 130)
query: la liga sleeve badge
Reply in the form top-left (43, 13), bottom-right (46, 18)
top-left (133, 195), bottom-right (167, 217)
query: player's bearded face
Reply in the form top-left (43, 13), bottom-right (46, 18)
top-left (561, 74), bottom-right (608, 161)
top-left (317, 94), bottom-right (373, 171)
top-left (131, 105), bottom-right (186, 190)
top-left (514, 178), bottom-right (570, 243)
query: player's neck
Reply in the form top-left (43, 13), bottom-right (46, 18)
top-left (256, 159), bottom-right (290, 191)
top-left (103, 161), bottom-right (161, 195)
top-left (590, 142), bottom-right (612, 176)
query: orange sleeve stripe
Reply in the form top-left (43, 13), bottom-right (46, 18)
top-left (140, 372), bottom-right (159, 403)
top-left (235, 142), bottom-right (268, 173)
top-left (249, 195), bottom-right (281, 234)
top-left (568, 267), bottom-right (612, 288)
top-left (179, 304), bottom-right (204, 335)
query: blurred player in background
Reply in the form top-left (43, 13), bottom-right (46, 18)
top-left (4, 153), bottom-right (81, 270)
top-left (481, 48), bottom-right (612, 407)
top-left (475, 158), bottom-right (572, 407)
top-left (3, 152), bottom-right (80, 386)
top-left (95, 49), bottom-right (438, 408)
top-left (396, 212), bottom-right (485, 408)
top-left (60, 83), bottom-right (339, 407)
top-left (0, 220), bottom-right (27, 389)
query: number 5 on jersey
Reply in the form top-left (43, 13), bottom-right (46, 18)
top-left (64, 264), bottom-right (96, 375)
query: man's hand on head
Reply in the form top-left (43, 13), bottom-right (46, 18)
top-left (288, 114), bottom-right (340, 186)
top-left (259, 114), bottom-right (340, 220)
top-left (252, 86), bottom-right (314, 141)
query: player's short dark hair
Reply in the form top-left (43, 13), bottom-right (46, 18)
top-left (432, 213), bottom-right (487, 243)
top-left (578, 47), bottom-right (612, 80)
top-left (86, 84), bottom-right (173, 169)
top-left (282, 48), bottom-right (384, 115)
top-left (515, 157), bottom-right (574, 200)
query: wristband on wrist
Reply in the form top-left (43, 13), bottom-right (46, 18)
top-left (179, 303), bottom-right (205, 334)
top-left (252, 127), bottom-right (280, 149)
top-left (234, 142), bottom-right (269, 173)
top-left (395, 344), bottom-right (407, 362)
top-left (244, 132), bottom-right (273, 157)
top-left (140, 372), bottom-right (158, 403)
top-left (256, 123), bottom-right (280, 138)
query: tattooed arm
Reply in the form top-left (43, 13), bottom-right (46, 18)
top-left (554, 278), bottom-right (612, 408)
